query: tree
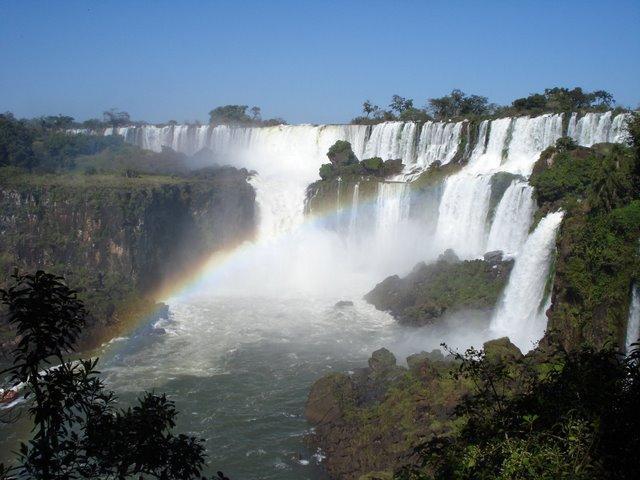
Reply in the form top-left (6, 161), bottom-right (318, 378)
top-left (250, 106), bottom-right (261, 121)
top-left (0, 113), bottom-right (36, 169)
top-left (389, 95), bottom-right (414, 115)
top-left (208, 105), bottom-right (251, 125)
top-left (102, 109), bottom-right (131, 128)
top-left (427, 89), bottom-right (492, 120)
top-left (362, 100), bottom-right (379, 118)
top-left (0, 271), bottom-right (225, 479)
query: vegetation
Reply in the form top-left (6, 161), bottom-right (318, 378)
top-left (318, 140), bottom-right (404, 180)
top-left (351, 87), bottom-right (625, 124)
top-left (0, 112), bottom-right (190, 174)
top-left (397, 344), bottom-right (640, 480)
top-left (365, 252), bottom-right (513, 326)
top-left (529, 117), bottom-right (640, 348)
top-left (427, 90), bottom-right (496, 120)
top-left (509, 87), bottom-right (615, 114)
top-left (208, 104), bottom-right (286, 126)
top-left (0, 271), bottom-right (229, 479)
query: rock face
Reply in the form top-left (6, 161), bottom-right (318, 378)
top-left (364, 252), bottom-right (513, 327)
top-left (0, 169), bottom-right (256, 342)
top-left (305, 348), bottom-right (463, 480)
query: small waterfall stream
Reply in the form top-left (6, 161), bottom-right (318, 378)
top-left (626, 286), bottom-right (640, 353)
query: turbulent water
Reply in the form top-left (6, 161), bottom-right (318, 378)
top-left (10, 111), bottom-right (625, 477)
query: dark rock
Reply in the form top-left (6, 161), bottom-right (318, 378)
top-left (406, 349), bottom-right (445, 371)
top-left (335, 300), bottom-right (354, 308)
top-left (483, 250), bottom-right (504, 263)
top-left (483, 337), bottom-right (523, 363)
top-left (368, 348), bottom-right (396, 373)
top-left (305, 373), bottom-right (356, 425)
top-left (438, 248), bottom-right (459, 264)
top-left (365, 256), bottom-right (514, 327)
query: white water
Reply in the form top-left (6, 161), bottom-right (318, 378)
top-left (626, 286), bottom-right (640, 353)
top-left (101, 111), bottom-right (629, 348)
top-left (434, 173), bottom-right (494, 258)
top-left (347, 183), bottom-right (360, 245)
top-left (486, 180), bottom-right (535, 256)
top-left (567, 112), bottom-right (631, 147)
top-left (491, 211), bottom-right (564, 351)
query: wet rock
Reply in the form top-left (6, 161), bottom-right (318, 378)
top-left (438, 248), bottom-right (459, 264)
top-left (406, 349), bottom-right (446, 372)
top-left (483, 250), bottom-right (504, 263)
top-left (365, 256), bottom-right (514, 327)
top-left (368, 348), bottom-right (396, 373)
top-left (335, 300), bottom-right (354, 308)
top-left (483, 337), bottom-right (523, 363)
top-left (305, 373), bottom-right (356, 425)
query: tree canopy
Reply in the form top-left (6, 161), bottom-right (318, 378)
top-left (0, 271), bottom-right (228, 480)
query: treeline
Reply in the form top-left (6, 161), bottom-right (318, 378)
top-left (352, 86), bottom-right (621, 124)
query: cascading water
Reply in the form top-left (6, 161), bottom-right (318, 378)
top-left (347, 183), bottom-right (360, 244)
top-left (567, 111), bottom-right (631, 146)
top-left (434, 173), bottom-right (493, 259)
top-left (373, 182), bottom-right (411, 266)
top-left (490, 211), bottom-right (564, 351)
top-left (46, 112), bottom-right (633, 478)
top-left (486, 180), bottom-right (535, 256)
top-left (626, 286), bottom-right (640, 353)
top-left (413, 121), bottom-right (464, 169)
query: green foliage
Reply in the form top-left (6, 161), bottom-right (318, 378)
top-left (427, 90), bottom-right (495, 120)
top-left (319, 142), bottom-right (404, 180)
top-left (0, 271), bottom-right (226, 479)
top-left (529, 138), bottom-right (640, 348)
top-left (208, 105), bottom-right (285, 126)
top-left (398, 345), bottom-right (640, 480)
top-left (365, 255), bottom-right (513, 326)
top-left (510, 87), bottom-right (614, 114)
top-left (362, 156), bottom-right (384, 173)
top-left (327, 140), bottom-right (358, 166)
top-left (0, 113), bottom-right (36, 169)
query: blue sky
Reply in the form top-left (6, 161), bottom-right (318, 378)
top-left (1, 0), bottom-right (638, 124)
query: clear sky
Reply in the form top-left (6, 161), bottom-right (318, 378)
top-left (1, 0), bottom-right (638, 124)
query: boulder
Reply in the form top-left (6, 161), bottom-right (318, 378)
top-left (368, 348), bottom-right (396, 373)
top-left (335, 300), bottom-right (354, 308)
top-left (406, 349), bottom-right (445, 371)
top-left (483, 337), bottom-right (523, 363)
top-left (438, 248), bottom-right (459, 264)
top-left (305, 373), bottom-right (356, 425)
top-left (483, 250), bottom-right (504, 263)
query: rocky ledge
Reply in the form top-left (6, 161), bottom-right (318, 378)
top-left (305, 339), bottom-right (523, 479)
top-left (364, 250), bottom-right (513, 326)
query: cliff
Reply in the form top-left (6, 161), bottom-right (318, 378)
top-left (0, 168), bottom-right (256, 345)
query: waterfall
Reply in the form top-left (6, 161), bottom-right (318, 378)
top-left (490, 211), bottom-right (564, 351)
top-left (466, 117), bottom-right (512, 171)
top-left (486, 180), bottom-right (535, 256)
top-left (568, 112), bottom-right (631, 147)
top-left (503, 114), bottom-right (563, 175)
top-left (413, 121), bottom-right (464, 169)
top-left (347, 183), bottom-right (360, 244)
top-left (434, 173), bottom-right (493, 259)
top-left (374, 182), bottom-right (410, 257)
top-left (626, 286), bottom-right (640, 354)
top-left (363, 122), bottom-right (417, 163)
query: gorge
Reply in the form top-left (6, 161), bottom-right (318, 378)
top-left (1, 110), bottom-right (637, 479)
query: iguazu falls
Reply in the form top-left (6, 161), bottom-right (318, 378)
top-left (1, 2), bottom-right (640, 480)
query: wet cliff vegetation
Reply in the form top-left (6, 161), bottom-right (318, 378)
top-left (0, 112), bottom-right (256, 349)
top-left (306, 114), bottom-right (640, 479)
